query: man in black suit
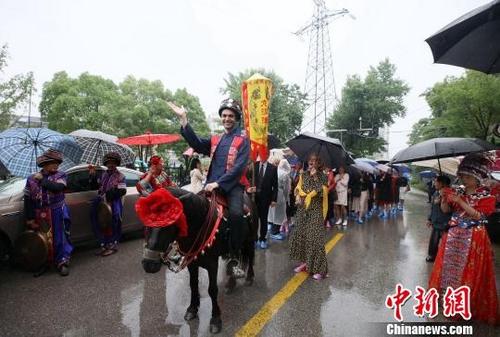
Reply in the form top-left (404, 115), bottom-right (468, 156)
top-left (247, 158), bottom-right (278, 249)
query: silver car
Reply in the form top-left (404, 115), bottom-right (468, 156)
top-left (0, 165), bottom-right (143, 263)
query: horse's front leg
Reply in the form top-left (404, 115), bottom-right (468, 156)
top-left (207, 259), bottom-right (222, 334)
top-left (244, 241), bottom-right (255, 286)
top-left (184, 263), bottom-right (200, 321)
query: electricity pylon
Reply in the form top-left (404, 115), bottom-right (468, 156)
top-left (295, 0), bottom-right (353, 134)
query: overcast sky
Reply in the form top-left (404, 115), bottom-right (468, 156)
top-left (0, 0), bottom-right (488, 157)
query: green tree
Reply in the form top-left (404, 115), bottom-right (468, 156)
top-left (0, 44), bottom-right (35, 130)
top-left (40, 72), bottom-right (210, 159)
top-left (40, 71), bottom-right (119, 133)
top-left (221, 68), bottom-right (307, 143)
top-left (326, 59), bottom-right (410, 157)
top-left (409, 71), bottom-right (500, 145)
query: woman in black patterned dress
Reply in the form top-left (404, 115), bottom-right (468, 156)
top-left (289, 153), bottom-right (329, 280)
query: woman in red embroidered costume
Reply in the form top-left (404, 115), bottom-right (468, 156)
top-left (136, 155), bottom-right (175, 196)
top-left (429, 152), bottom-right (498, 325)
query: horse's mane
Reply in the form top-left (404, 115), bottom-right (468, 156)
top-left (166, 187), bottom-right (209, 232)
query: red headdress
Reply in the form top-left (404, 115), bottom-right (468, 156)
top-left (149, 155), bottom-right (163, 166)
top-left (135, 188), bottom-right (187, 237)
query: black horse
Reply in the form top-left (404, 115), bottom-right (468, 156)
top-left (141, 187), bottom-right (257, 334)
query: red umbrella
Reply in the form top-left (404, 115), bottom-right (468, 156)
top-left (117, 131), bottom-right (181, 146)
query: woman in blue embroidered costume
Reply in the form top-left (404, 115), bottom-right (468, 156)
top-left (24, 149), bottom-right (73, 276)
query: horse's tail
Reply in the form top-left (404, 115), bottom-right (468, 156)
top-left (241, 206), bottom-right (257, 269)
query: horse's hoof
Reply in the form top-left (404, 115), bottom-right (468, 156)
top-left (244, 277), bottom-right (254, 286)
top-left (209, 317), bottom-right (222, 334)
top-left (225, 276), bottom-right (236, 289)
top-left (184, 307), bottom-right (198, 321)
top-left (142, 260), bottom-right (162, 273)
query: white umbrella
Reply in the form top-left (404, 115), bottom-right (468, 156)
top-left (413, 157), bottom-right (461, 176)
top-left (353, 159), bottom-right (376, 174)
top-left (376, 163), bottom-right (392, 173)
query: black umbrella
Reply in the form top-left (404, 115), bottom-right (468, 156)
top-left (286, 132), bottom-right (354, 169)
top-left (347, 165), bottom-right (362, 181)
top-left (425, 0), bottom-right (500, 74)
top-left (268, 134), bottom-right (282, 150)
top-left (390, 137), bottom-right (498, 172)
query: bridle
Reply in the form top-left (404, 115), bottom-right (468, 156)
top-left (163, 191), bottom-right (224, 272)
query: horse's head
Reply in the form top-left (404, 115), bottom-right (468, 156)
top-left (141, 187), bottom-right (209, 273)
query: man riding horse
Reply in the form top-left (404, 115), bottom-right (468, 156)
top-left (167, 99), bottom-right (250, 277)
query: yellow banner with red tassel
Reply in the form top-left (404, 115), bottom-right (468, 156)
top-left (241, 73), bottom-right (273, 162)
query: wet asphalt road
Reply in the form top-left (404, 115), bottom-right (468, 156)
top-left (1, 190), bottom-right (499, 337)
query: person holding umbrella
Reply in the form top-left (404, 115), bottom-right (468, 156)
top-left (24, 149), bottom-right (73, 276)
top-left (429, 152), bottom-right (498, 325)
top-left (89, 152), bottom-right (127, 256)
top-left (290, 153), bottom-right (329, 280)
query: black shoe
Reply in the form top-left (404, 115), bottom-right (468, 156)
top-left (58, 264), bottom-right (69, 276)
top-left (33, 264), bottom-right (48, 278)
top-left (425, 256), bottom-right (435, 263)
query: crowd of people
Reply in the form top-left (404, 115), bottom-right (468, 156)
top-left (21, 97), bottom-right (498, 325)
top-left (248, 154), bottom-right (411, 281)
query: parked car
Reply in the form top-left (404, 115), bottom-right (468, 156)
top-left (0, 165), bottom-right (144, 263)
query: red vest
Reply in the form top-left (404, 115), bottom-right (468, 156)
top-left (210, 134), bottom-right (248, 186)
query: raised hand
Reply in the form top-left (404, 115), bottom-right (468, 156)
top-left (167, 101), bottom-right (186, 117)
top-left (166, 101), bottom-right (188, 127)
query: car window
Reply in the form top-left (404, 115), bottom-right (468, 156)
top-left (66, 170), bottom-right (103, 193)
top-left (0, 177), bottom-right (26, 197)
top-left (121, 170), bottom-right (140, 187)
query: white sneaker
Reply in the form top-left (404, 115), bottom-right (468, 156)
top-left (335, 218), bottom-right (342, 225)
top-left (342, 219), bottom-right (348, 227)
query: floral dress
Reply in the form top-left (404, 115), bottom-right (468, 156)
top-left (289, 171), bottom-right (328, 275)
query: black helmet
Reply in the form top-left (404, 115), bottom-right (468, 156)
top-left (218, 98), bottom-right (242, 121)
top-left (103, 152), bottom-right (121, 166)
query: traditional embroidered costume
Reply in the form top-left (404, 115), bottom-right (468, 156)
top-left (429, 153), bottom-right (499, 325)
top-left (24, 149), bottom-right (73, 274)
top-left (90, 152), bottom-right (127, 254)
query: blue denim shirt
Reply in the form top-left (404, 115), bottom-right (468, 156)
top-left (180, 123), bottom-right (249, 193)
top-left (428, 191), bottom-right (452, 230)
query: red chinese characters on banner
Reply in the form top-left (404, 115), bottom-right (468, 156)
top-left (385, 284), bottom-right (412, 322)
top-left (443, 286), bottom-right (472, 320)
top-left (413, 286), bottom-right (439, 318)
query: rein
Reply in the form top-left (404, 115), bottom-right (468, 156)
top-left (170, 192), bottom-right (224, 271)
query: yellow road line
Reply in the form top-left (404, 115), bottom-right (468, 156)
top-left (235, 233), bottom-right (344, 337)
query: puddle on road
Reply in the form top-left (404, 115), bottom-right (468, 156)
top-left (164, 267), bottom-right (213, 337)
top-left (121, 280), bottom-right (144, 337)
